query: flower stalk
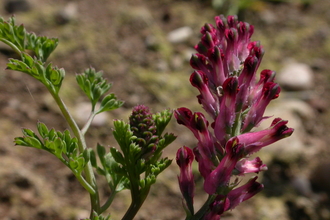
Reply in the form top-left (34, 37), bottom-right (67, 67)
top-left (49, 90), bottom-right (101, 217)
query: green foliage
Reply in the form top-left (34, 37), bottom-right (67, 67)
top-left (26, 34), bottom-right (59, 62)
top-left (15, 122), bottom-right (88, 174)
top-left (76, 68), bottom-right (124, 113)
top-left (0, 16), bottom-right (58, 62)
top-left (7, 53), bottom-right (65, 93)
top-left (90, 144), bottom-right (128, 192)
top-left (88, 109), bottom-right (176, 216)
top-left (82, 211), bottom-right (111, 220)
top-left (0, 17), bottom-right (62, 93)
top-left (0, 17), bottom-right (26, 52)
top-left (153, 108), bottom-right (173, 136)
top-left (1, 15), bottom-right (176, 219)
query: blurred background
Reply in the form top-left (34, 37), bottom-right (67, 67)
top-left (0, 0), bottom-right (329, 219)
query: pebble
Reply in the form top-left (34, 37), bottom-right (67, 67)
top-left (256, 198), bottom-right (290, 220)
top-left (259, 9), bottom-right (277, 24)
top-left (183, 48), bottom-right (196, 62)
top-left (54, 3), bottom-right (78, 25)
top-left (277, 62), bottom-right (314, 91)
top-left (4, 0), bottom-right (31, 14)
top-left (272, 98), bottom-right (315, 120)
top-left (156, 59), bottom-right (169, 72)
top-left (259, 99), bottom-right (316, 163)
top-left (310, 162), bottom-right (330, 195)
top-left (167, 26), bottom-right (193, 44)
top-left (145, 35), bottom-right (159, 51)
top-left (170, 54), bottom-right (184, 70)
top-left (74, 102), bottom-right (108, 127)
top-left (291, 175), bottom-right (313, 197)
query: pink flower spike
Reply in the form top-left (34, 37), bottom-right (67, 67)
top-left (176, 14), bottom-right (295, 219)
top-left (206, 177), bottom-right (263, 218)
top-left (200, 23), bottom-right (217, 38)
top-left (204, 213), bottom-right (220, 220)
top-left (227, 15), bottom-right (238, 28)
top-left (190, 54), bottom-right (211, 74)
top-left (194, 113), bottom-right (217, 159)
top-left (242, 82), bottom-right (281, 132)
top-left (175, 107), bottom-right (200, 138)
top-left (208, 46), bottom-right (226, 87)
top-left (237, 118), bottom-right (294, 155)
top-left (204, 153), bottom-right (234, 195)
top-left (176, 146), bottom-right (194, 168)
top-left (193, 147), bottom-right (214, 179)
top-left (215, 14), bottom-right (228, 34)
top-left (175, 107), bottom-right (193, 126)
top-left (237, 22), bottom-right (253, 60)
top-left (247, 41), bottom-right (264, 69)
top-left (259, 69), bottom-right (276, 84)
top-left (205, 196), bottom-right (230, 220)
top-left (195, 23), bottom-right (218, 55)
top-left (201, 31), bottom-right (216, 50)
top-left (176, 146), bottom-right (195, 214)
top-left (227, 176), bottom-right (263, 210)
top-left (214, 77), bottom-right (239, 146)
top-left (175, 108), bottom-right (216, 159)
top-left (190, 71), bottom-right (219, 118)
top-left (238, 55), bottom-right (258, 87)
top-left (204, 139), bottom-right (243, 195)
top-left (236, 55), bottom-right (259, 110)
top-left (235, 157), bottom-right (268, 175)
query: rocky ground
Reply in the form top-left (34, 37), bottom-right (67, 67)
top-left (0, 0), bottom-right (330, 219)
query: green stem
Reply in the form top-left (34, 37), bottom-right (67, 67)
top-left (81, 111), bottom-right (96, 136)
top-left (61, 159), bottom-right (95, 195)
top-left (49, 90), bottom-right (100, 217)
top-left (0, 38), bottom-right (22, 55)
top-left (188, 194), bottom-right (216, 220)
top-left (232, 112), bottom-right (242, 137)
top-left (100, 190), bottom-right (117, 213)
top-left (122, 185), bottom-right (150, 220)
top-left (122, 155), bottom-right (150, 220)
top-left (74, 171), bottom-right (96, 195)
top-left (122, 173), bottom-right (141, 220)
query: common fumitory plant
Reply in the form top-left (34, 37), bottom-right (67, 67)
top-left (175, 15), bottom-right (294, 219)
top-left (0, 17), bottom-right (176, 220)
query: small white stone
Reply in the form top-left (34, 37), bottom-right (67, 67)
top-left (277, 62), bottom-right (314, 91)
top-left (74, 102), bottom-right (108, 127)
top-left (258, 98), bottom-right (316, 163)
top-left (259, 9), bottom-right (277, 24)
top-left (267, 98), bottom-right (315, 121)
top-left (183, 48), bottom-right (196, 62)
top-left (55, 3), bottom-right (78, 25)
top-left (167, 26), bottom-right (193, 44)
